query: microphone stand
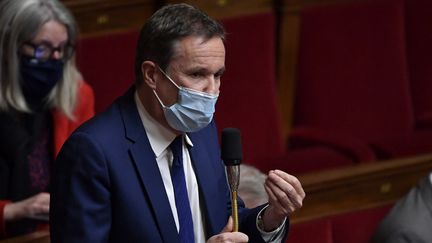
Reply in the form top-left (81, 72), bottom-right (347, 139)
top-left (226, 165), bottom-right (240, 232)
top-left (221, 127), bottom-right (243, 232)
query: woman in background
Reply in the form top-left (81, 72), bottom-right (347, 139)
top-left (0, 0), bottom-right (94, 238)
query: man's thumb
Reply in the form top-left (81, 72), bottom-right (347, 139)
top-left (221, 216), bottom-right (233, 233)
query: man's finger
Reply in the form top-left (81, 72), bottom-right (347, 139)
top-left (273, 170), bottom-right (306, 199)
top-left (221, 216), bottom-right (233, 233)
top-left (266, 179), bottom-right (301, 209)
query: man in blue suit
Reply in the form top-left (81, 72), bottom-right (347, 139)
top-left (50, 3), bottom-right (305, 242)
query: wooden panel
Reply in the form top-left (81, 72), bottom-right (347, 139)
top-left (165, 0), bottom-right (273, 20)
top-left (62, 0), bottom-right (275, 35)
top-left (283, 0), bottom-right (368, 9)
top-left (277, 6), bottom-right (300, 138)
top-left (291, 154), bottom-right (432, 223)
top-left (62, 0), bottom-right (156, 36)
top-left (0, 231), bottom-right (49, 243)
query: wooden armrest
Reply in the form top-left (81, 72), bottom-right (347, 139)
top-left (0, 231), bottom-right (49, 243)
top-left (292, 153), bottom-right (432, 223)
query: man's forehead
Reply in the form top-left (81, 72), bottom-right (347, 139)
top-left (172, 36), bottom-right (225, 58)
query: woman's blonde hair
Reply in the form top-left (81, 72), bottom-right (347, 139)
top-left (0, 0), bottom-right (81, 119)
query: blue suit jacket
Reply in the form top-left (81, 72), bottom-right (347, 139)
top-left (50, 88), bottom-right (285, 242)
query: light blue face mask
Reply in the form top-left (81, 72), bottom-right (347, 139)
top-left (153, 67), bottom-right (219, 132)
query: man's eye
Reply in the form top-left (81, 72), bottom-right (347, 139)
top-left (191, 73), bottom-right (202, 78)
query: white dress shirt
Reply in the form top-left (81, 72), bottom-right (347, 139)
top-left (134, 92), bottom-right (285, 242)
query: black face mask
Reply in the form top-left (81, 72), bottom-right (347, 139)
top-left (20, 56), bottom-right (64, 108)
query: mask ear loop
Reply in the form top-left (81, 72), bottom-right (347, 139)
top-left (152, 89), bottom-right (168, 109)
top-left (158, 66), bottom-right (181, 89)
top-left (153, 66), bottom-right (179, 109)
top-left (158, 66), bottom-right (219, 99)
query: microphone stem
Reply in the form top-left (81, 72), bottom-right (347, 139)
top-left (232, 190), bottom-right (239, 232)
top-left (227, 165), bottom-right (240, 232)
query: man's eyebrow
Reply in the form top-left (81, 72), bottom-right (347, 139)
top-left (185, 66), bottom-right (225, 75)
top-left (215, 67), bottom-right (225, 76)
top-left (218, 67), bottom-right (226, 74)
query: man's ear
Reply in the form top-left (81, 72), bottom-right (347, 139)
top-left (141, 61), bottom-right (157, 89)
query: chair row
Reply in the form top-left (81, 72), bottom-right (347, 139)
top-left (286, 0), bottom-right (432, 171)
top-left (216, 0), bottom-right (432, 174)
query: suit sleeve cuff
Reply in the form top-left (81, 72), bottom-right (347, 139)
top-left (256, 205), bottom-right (287, 242)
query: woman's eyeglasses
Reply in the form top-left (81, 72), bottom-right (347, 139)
top-left (22, 42), bottom-right (75, 62)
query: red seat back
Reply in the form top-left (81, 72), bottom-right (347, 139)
top-left (76, 31), bottom-right (140, 113)
top-left (215, 12), bottom-right (285, 163)
top-left (294, 0), bottom-right (414, 142)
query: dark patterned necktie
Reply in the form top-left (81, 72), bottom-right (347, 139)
top-left (169, 136), bottom-right (195, 243)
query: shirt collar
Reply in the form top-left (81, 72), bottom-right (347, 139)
top-left (134, 91), bottom-right (193, 157)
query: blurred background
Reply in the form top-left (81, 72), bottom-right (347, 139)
top-left (7, 0), bottom-right (432, 242)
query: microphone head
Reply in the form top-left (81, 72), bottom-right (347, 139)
top-left (221, 128), bottom-right (242, 166)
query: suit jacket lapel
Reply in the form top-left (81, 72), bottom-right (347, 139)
top-left (188, 132), bottom-right (227, 238)
top-left (119, 89), bottom-right (179, 243)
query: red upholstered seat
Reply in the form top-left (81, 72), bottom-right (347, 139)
top-left (287, 204), bottom-right (392, 243)
top-left (216, 12), bottom-right (285, 163)
top-left (289, 127), bottom-right (375, 163)
top-left (76, 31), bottom-right (140, 113)
top-left (256, 146), bottom-right (355, 175)
top-left (291, 0), bottom-right (432, 160)
top-left (371, 131), bottom-right (432, 158)
top-left (331, 205), bottom-right (392, 243)
top-left (287, 218), bottom-right (333, 243)
top-left (216, 12), bottom-right (355, 174)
